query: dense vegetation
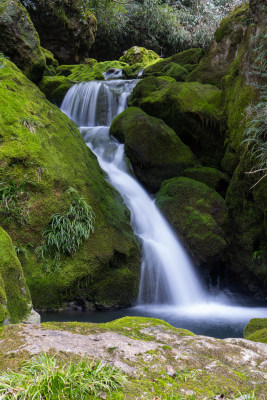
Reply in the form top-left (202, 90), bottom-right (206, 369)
top-left (87, 0), bottom-right (245, 59)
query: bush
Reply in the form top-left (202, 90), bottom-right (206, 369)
top-left (0, 352), bottom-right (126, 399)
top-left (36, 187), bottom-right (95, 268)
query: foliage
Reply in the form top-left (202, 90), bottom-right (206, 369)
top-left (243, 34), bottom-right (267, 187)
top-left (0, 180), bottom-right (34, 225)
top-left (19, 117), bottom-right (42, 133)
top-left (0, 352), bottom-right (126, 399)
top-left (88, 0), bottom-right (245, 60)
top-left (36, 187), bottom-right (95, 270)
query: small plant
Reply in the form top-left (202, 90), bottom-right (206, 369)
top-left (36, 187), bottom-right (95, 271)
top-left (19, 117), bottom-right (42, 133)
top-left (0, 179), bottom-right (34, 225)
top-left (0, 352), bottom-right (126, 399)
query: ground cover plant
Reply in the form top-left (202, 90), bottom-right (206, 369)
top-left (0, 352), bottom-right (126, 399)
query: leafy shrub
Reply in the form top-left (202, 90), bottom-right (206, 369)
top-left (0, 352), bottom-right (126, 399)
top-left (36, 187), bottom-right (95, 268)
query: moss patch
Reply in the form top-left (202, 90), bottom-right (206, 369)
top-left (156, 177), bottom-right (228, 265)
top-left (119, 46), bottom-right (159, 66)
top-left (0, 59), bottom-right (141, 310)
top-left (244, 318), bottom-right (267, 343)
top-left (110, 107), bottom-right (195, 192)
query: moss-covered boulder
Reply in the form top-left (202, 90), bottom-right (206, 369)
top-left (162, 62), bottom-right (189, 81)
top-left (188, 3), bottom-right (249, 87)
top-left (244, 318), bottom-right (267, 344)
top-left (0, 227), bottom-right (32, 325)
top-left (129, 77), bottom-right (225, 167)
top-left (24, 0), bottom-right (97, 64)
top-left (110, 107), bottom-right (196, 192)
top-left (119, 46), bottom-right (159, 66)
top-left (156, 177), bottom-right (228, 265)
top-left (143, 48), bottom-right (204, 78)
top-left (0, 58), bottom-right (141, 310)
top-left (183, 167), bottom-right (230, 197)
top-left (39, 76), bottom-right (75, 105)
top-left (0, 0), bottom-right (45, 81)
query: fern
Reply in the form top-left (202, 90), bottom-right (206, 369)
top-left (36, 188), bottom-right (95, 271)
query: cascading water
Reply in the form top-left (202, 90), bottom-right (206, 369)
top-left (61, 79), bottom-right (204, 306)
top-left (59, 77), bottom-right (267, 337)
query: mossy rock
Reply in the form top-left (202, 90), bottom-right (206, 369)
top-left (225, 154), bottom-right (267, 292)
top-left (0, 227), bottom-right (32, 325)
top-left (119, 46), bottom-right (159, 66)
top-left (0, 0), bottom-right (45, 81)
top-left (143, 48), bottom-right (204, 78)
top-left (244, 318), bottom-right (267, 343)
top-left (183, 166), bottom-right (230, 197)
top-left (162, 62), bottom-right (189, 81)
top-left (110, 107), bottom-right (196, 192)
top-left (39, 76), bottom-right (74, 105)
top-left (156, 177), bottom-right (228, 265)
top-left (24, 0), bottom-right (97, 64)
top-left (41, 47), bottom-right (58, 68)
top-left (0, 59), bottom-right (141, 310)
top-left (188, 3), bottom-right (249, 87)
top-left (123, 63), bottom-right (144, 79)
top-left (129, 77), bottom-right (225, 167)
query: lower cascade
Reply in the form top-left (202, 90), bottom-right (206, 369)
top-left (61, 79), bottom-right (204, 306)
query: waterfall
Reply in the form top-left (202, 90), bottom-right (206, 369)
top-left (61, 80), bottom-right (205, 306)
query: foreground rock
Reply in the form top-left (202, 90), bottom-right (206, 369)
top-left (110, 107), bottom-right (196, 192)
top-left (0, 317), bottom-right (266, 399)
top-left (0, 59), bottom-right (140, 311)
top-left (0, 0), bottom-right (45, 81)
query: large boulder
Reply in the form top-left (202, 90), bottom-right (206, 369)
top-left (24, 0), bottom-right (97, 64)
top-left (244, 318), bottom-right (267, 344)
top-left (0, 58), bottom-right (141, 310)
top-left (156, 177), bottom-right (228, 265)
top-left (0, 0), bottom-right (45, 81)
top-left (143, 48), bottom-right (204, 78)
top-left (129, 78), bottom-right (225, 168)
top-left (119, 46), bottom-right (159, 66)
top-left (0, 227), bottom-right (32, 326)
top-left (110, 107), bottom-right (196, 192)
top-left (183, 166), bottom-right (230, 197)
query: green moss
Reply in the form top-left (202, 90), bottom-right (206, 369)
top-left (183, 167), bottom-right (230, 196)
top-left (119, 46), bottom-right (159, 66)
top-left (129, 78), bottom-right (225, 167)
top-left (156, 177), bottom-right (228, 264)
top-left (0, 227), bottom-right (31, 324)
top-left (41, 47), bottom-right (58, 67)
top-left (57, 64), bottom-right (104, 81)
top-left (0, 273), bottom-right (8, 325)
top-left (110, 107), bottom-right (195, 192)
top-left (143, 48), bottom-right (204, 78)
top-left (38, 76), bottom-right (74, 105)
top-left (244, 318), bottom-right (267, 343)
top-left (0, 59), bottom-right (141, 310)
top-left (162, 63), bottom-right (189, 81)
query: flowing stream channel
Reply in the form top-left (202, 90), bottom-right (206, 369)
top-left (42, 78), bottom-right (267, 338)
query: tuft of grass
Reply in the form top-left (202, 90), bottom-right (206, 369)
top-left (19, 117), bottom-right (43, 133)
top-left (0, 352), bottom-right (126, 399)
top-left (36, 187), bottom-right (95, 271)
top-left (0, 179), bottom-right (34, 225)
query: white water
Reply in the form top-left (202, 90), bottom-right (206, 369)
top-left (62, 80), bottom-right (204, 306)
top-left (61, 79), bottom-right (267, 331)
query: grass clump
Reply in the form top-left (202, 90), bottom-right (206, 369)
top-left (36, 187), bottom-right (95, 271)
top-left (0, 352), bottom-right (126, 399)
top-left (243, 34), bottom-right (267, 188)
top-left (0, 179), bottom-right (34, 225)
